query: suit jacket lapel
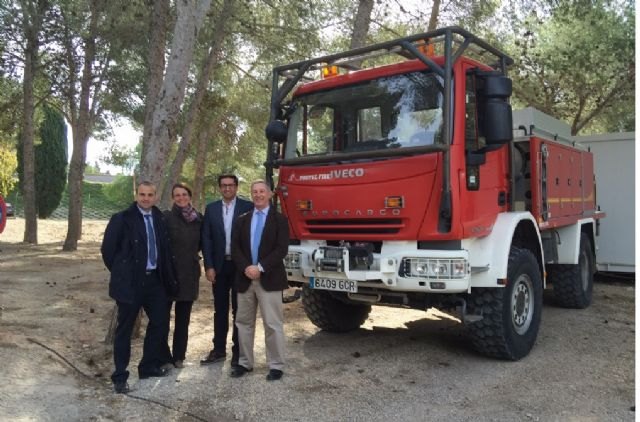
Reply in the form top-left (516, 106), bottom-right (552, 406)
top-left (241, 210), bottom-right (252, 258)
top-left (234, 199), bottom-right (249, 218)
top-left (212, 201), bottom-right (223, 230)
top-left (258, 208), bottom-right (275, 257)
top-left (135, 211), bottom-right (147, 242)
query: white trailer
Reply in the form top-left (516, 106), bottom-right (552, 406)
top-left (575, 132), bottom-right (635, 273)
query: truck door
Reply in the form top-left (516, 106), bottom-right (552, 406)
top-left (461, 72), bottom-right (509, 237)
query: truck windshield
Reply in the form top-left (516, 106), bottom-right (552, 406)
top-left (285, 71), bottom-right (444, 159)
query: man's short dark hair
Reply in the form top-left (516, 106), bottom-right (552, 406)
top-left (218, 174), bottom-right (238, 186)
top-left (136, 181), bottom-right (156, 193)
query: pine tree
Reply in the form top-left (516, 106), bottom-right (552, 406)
top-left (35, 106), bottom-right (68, 218)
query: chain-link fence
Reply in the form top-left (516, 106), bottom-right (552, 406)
top-left (7, 180), bottom-right (129, 220)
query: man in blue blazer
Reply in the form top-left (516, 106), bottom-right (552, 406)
top-left (201, 174), bottom-right (253, 366)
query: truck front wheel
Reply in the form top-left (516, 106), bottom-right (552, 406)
top-left (301, 285), bottom-right (371, 332)
top-left (548, 233), bottom-right (594, 309)
top-left (467, 247), bottom-right (543, 360)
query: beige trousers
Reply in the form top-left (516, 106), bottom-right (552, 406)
top-left (235, 279), bottom-right (285, 371)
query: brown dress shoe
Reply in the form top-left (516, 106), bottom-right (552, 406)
top-left (200, 349), bottom-right (226, 365)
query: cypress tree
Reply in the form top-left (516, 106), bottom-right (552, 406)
top-left (35, 106), bottom-right (68, 218)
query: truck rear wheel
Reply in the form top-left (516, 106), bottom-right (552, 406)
top-left (548, 233), bottom-right (594, 309)
top-left (467, 247), bottom-right (543, 360)
top-left (301, 285), bottom-right (371, 332)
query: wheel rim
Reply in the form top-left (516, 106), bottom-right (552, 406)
top-left (511, 274), bottom-right (534, 335)
top-left (579, 248), bottom-right (590, 291)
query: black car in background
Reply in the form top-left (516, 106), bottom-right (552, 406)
top-left (6, 202), bottom-right (14, 217)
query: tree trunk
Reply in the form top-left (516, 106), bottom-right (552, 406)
top-left (427, 0), bottom-right (441, 31)
top-left (105, 306), bottom-right (144, 344)
top-left (63, 130), bottom-right (87, 250)
top-left (19, 0), bottom-right (47, 244)
top-left (140, 0), bottom-right (213, 191)
top-left (159, 0), bottom-right (236, 208)
top-left (141, 0), bottom-right (170, 164)
top-left (63, 1), bottom-right (101, 251)
top-left (21, 39), bottom-right (38, 244)
top-left (348, 0), bottom-right (374, 69)
top-left (191, 122), bottom-right (213, 211)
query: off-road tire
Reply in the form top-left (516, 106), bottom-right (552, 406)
top-left (301, 285), bottom-right (371, 332)
top-left (467, 247), bottom-right (543, 360)
top-left (548, 233), bottom-right (594, 309)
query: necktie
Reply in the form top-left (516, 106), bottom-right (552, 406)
top-left (144, 214), bottom-right (157, 267)
top-left (252, 210), bottom-right (265, 265)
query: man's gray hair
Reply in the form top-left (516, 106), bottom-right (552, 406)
top-left (250, 179), bottom-right (272, 191)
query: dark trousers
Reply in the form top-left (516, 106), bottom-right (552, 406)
top-left (213, 260), bottom-right (239, 359)
top-left (168, 300), bottom-right (193, 361)
top-left (112, 271), bottom-right (168, 383)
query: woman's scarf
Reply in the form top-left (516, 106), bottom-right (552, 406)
top-left (176, 203), bottom-right (198, 223)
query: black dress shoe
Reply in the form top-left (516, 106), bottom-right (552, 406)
top-left (200, 349), bottom-right (226, 365)
top-left (282, 289), bottom-right (302, 303)
top-left (114, 381), bottom-right (130, 394)
top-left (266, 369), bottom-right (283, 381)
top-left (230, 365), bottom-right (252, 378)
top-left (138, 367), bottom-right (170, 379)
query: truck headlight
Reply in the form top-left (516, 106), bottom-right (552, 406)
top-left (401, 258), bottom-right (468, 279)
top-left (284, 252), bottom-right (301, 269)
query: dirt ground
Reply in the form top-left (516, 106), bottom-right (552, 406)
top-left (0, 218), bottom-right (635, 421)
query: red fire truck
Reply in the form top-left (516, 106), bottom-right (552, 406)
top-left (264, 27), bottom-right (604, 360)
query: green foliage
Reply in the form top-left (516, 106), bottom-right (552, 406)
top-left (101, 136), bottom-right (140, 175)
top-left (103, 175), bottom-right (135, 206)
top-left (0, 77), bottom-right (23, 145)
top-left (84, 163), bottom-right (101, 174)
top-left (0, 143), bottom-right (17, 196)
top-left (507, 0), bottom-right (635, 134)
top-left (35, 105), bottom-right (68, 218)
top-left (16, 105), bottom-right (69, 218)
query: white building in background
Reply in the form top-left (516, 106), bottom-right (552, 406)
top-left (576, 132), bottom-right (635, 273)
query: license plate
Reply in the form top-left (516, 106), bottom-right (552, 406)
top-left (310, 277), bottom-right (357, 293)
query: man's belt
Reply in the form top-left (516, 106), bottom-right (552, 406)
top-left (224, 255), bottom-right (233, 261)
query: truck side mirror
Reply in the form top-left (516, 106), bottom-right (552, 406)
top-left (478, 73), bottom-right (513, 145)
top-left (265, 120), bottom-right (288, 144)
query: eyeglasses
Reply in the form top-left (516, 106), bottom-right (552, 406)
top-left (220, 184), bottom-right (237, 189)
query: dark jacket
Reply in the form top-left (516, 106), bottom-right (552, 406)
top-left (163, 205), bottom-right (203, 301)
top-left (201, 197), bottom-right (253, 273)
top-left (231, 207), bottom-right (289, 293)
top-left (101, 202), bottom-right (175, 303)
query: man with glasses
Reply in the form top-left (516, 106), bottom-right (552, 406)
top-left (201, 174), bottom-right (253, 366)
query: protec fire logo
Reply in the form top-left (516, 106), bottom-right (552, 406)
top-left (288, 168), bottom-right (365, 182)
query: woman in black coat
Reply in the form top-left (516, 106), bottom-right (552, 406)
top-left (162, 183), bottom-right (203, 368)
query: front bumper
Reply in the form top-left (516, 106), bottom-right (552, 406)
top-left (284, 241), bottom-right (472, 293)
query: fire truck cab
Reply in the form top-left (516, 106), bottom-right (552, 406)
top-left (264, 27), bottom-right (604, 360)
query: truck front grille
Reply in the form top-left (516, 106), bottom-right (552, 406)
top-left (305, 218), bottom-right (403, 235)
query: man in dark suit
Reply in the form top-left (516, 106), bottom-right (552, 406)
top-left (200, 174), bottom-right (253, 365)
top-left (230, 180), bottom-right (289, 381)
top-left (101, 181), bottom-right (175, 394)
